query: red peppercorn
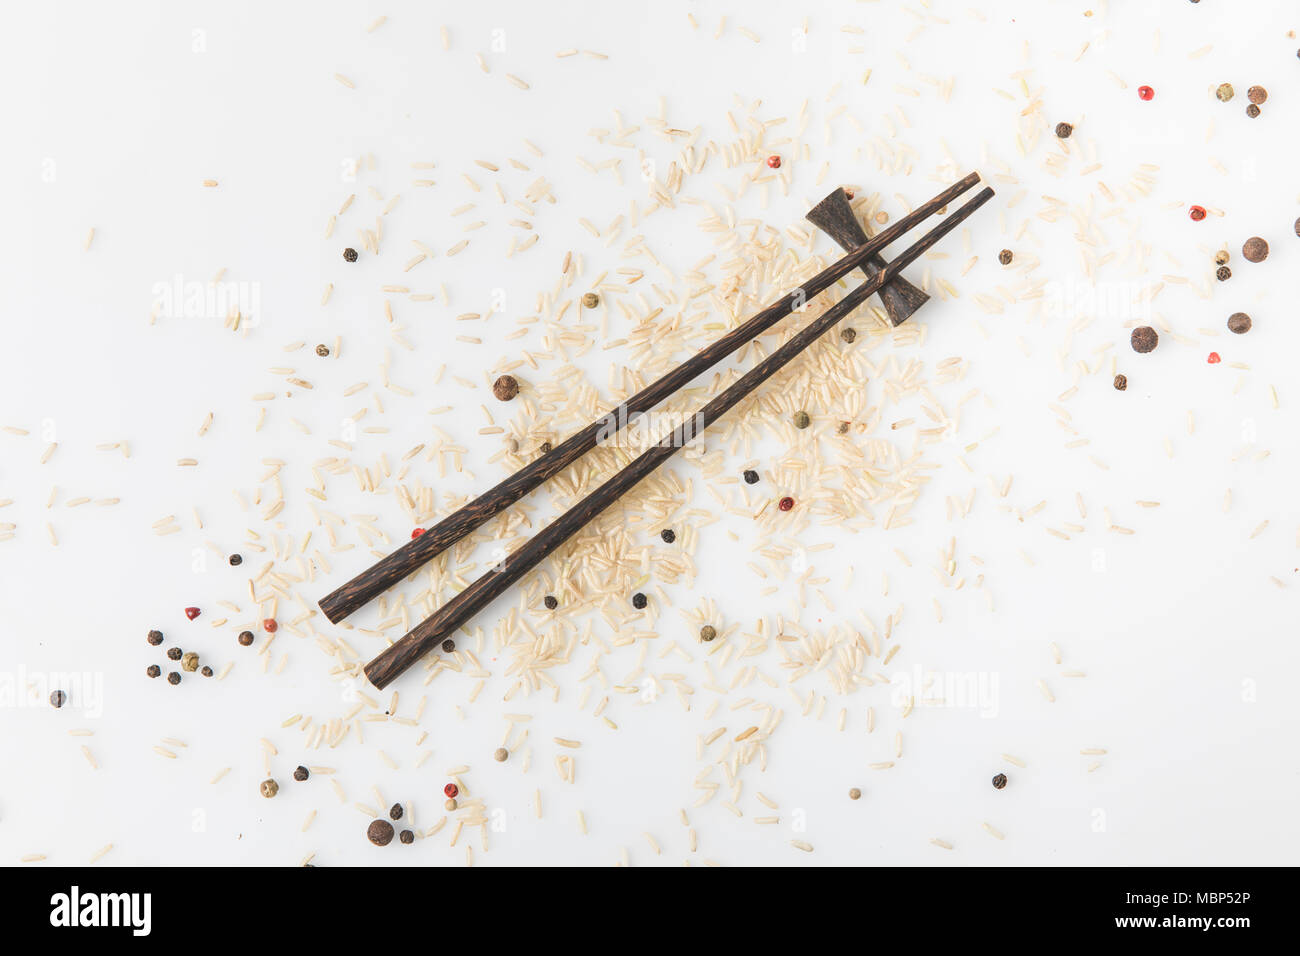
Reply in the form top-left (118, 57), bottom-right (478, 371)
top-left (766, 155), bottom-right (781, 169)
top-left (262, 618), bottom-right (278, 632)
top-left (1189, 205), bottom-right (1207, 221)
top-left (444, 783), bottom-right (459, 798)
top-left (778, 496), bottom-right (795, 512)
top-left (184, 607), bottom-right (200, 621)
top-left (411, 528), bottom-right (424, 539)
top-left (1138, 86), bottom-right (1154, 101)
top-left (1207, 351), bottom-right (1221, 364)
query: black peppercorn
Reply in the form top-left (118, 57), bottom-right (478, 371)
top-left (1246, 104), bottom-right (1261, 118)
top-left (1130, 326), bottom-right (1159, 353)
top-left (1216, 265), bottom-right (1232, 281)
top-left (998, 248), bottom-right (1013, 265)
top-left (367, 819), bottom-right (395, 846)
top-left (539, 441), bottom-right (552, 454)
top-left (1055, 122), bottom-right (1073, 139)
top-left (147, 629), bottom-right (164, 645)
top-left (293, 765), bottom-right (310, 781)
top-left (742, 469), bottom-right (760, 484)
top-left (631, 592), bottom-right (648, 610)
top-left (147, 664), bottom-right (161, 678)
top-left (992, 773), bottom-right (1008, 790)
top-left (228, 553), bottom-right (242, 566)
top-left (315, 344), bottom-right (330, 357)
top-left (1227, 312), bottom-right (1252, 334)
top-left (840, 327), bottom-right (857, 343)
top-left (543, 594), bottom-right (558, 610)
top-left (50, 690), bottom-right (67, 708)
top-left (167, 672), bottom-right (181, 685)
top-left (201, 665), bottom-right (213, 677)
top-left (441, 638), bottom-right (455, 653)
top-left (389, 803), bottom-right (404, 821)
top-left (343, 247), bottom-right (358, 262)
top-left (660, 529), bottom-right (676, 543)
top-left (1113, 374), bottom-right (1127, 391)
top-left (399, 829), bottom-right (415, 844)
top-left (238, 630), bottom-right (255, 647)
top-left (166, 646), bottom-right (183, 661)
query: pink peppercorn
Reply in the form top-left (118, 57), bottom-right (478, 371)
top-left (444, 783), bottom-right (459, 798)
top-left (1207, 352), bottom-right (1221, 364)
top-left (1189, 205), bottom-right (1207, 221)
top-left (766, 155), bottom-right (781, 169)
top-left (778, 496), bottom-right (795, 512)
top-left (1138, 85), bottom-right (1154, 101)
top-left (411, 528), bottom-right (424, 539)
top-left (262, 618), bottom-right (278, 633)
top-left (184, 607), bottom-right (201, 621)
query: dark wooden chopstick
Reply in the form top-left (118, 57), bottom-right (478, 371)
top-left (363, 185), bottom-right (996, 689)
top-left (318, 171), bottom-right (984, 625)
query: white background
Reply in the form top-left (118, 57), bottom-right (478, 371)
top-left (2, 0), bottom-right (1298, 866)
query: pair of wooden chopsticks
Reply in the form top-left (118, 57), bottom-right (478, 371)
top-left (320, 172), bottom-right (994, 689)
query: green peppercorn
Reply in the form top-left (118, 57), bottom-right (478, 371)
top-left (793, 410), bottom-right (811, 429)
top-left (581, 292), bottom-right (599, 308)
top-left (181, 651), bottom-right (200, 673)
top-left (848, 788), bottom-right (862, 800)
top-left (260, 778), bottom-right (279, 798)
top-left (699, 625), bottom-right (717, 642)
top-left (1215, 83), bottom-right (1234, 103)
top-left (494, 747), bottom-right (509, 762)
top-left (840, 327), bottom-right (857, 343)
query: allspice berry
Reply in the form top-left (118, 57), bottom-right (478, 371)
top-left (1247, 85), bottom-right (1268, 105)
top-left (1242, 237), bottom-right (1269, 263)
top-left (1113, 374), bottom-right (1127, 391)
top-left (792, 410), bottom-right (811, 429)
top-left (260, 779), bottom-right (279, 798)
top-left (181, 651), bottom-right (200, 673)
top-left (700, 625), bottom-right (717, 642)
top-left (581, 292), bottom-right (600, 308)
top-left (1130, 326), bottom-right (1159, 353)
top-left (367, 819), bottom-right (395, 846)
top-left (492, 374), bottom-right (520, 401)
top-left (998, 248), bottom-right (1013, 265)
top-left (1054, 122), bottom-right (1073, 139)
top-left (494, 747), bottom-right (509, 762)
top-left (1227, 312), bottom-right (1252, 334)
top-left (1215, 83), bottom-right (1234, 102)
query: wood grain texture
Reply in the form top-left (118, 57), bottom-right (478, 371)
top-left (363, 185), bottom-right (995, 689)
top-left (319, 172), bottom-right (983, 625)
top-left (806, 187), bottom-right (929, 326)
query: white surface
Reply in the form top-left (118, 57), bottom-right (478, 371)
top-left (2, 0), bottom-right (1298, 866)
